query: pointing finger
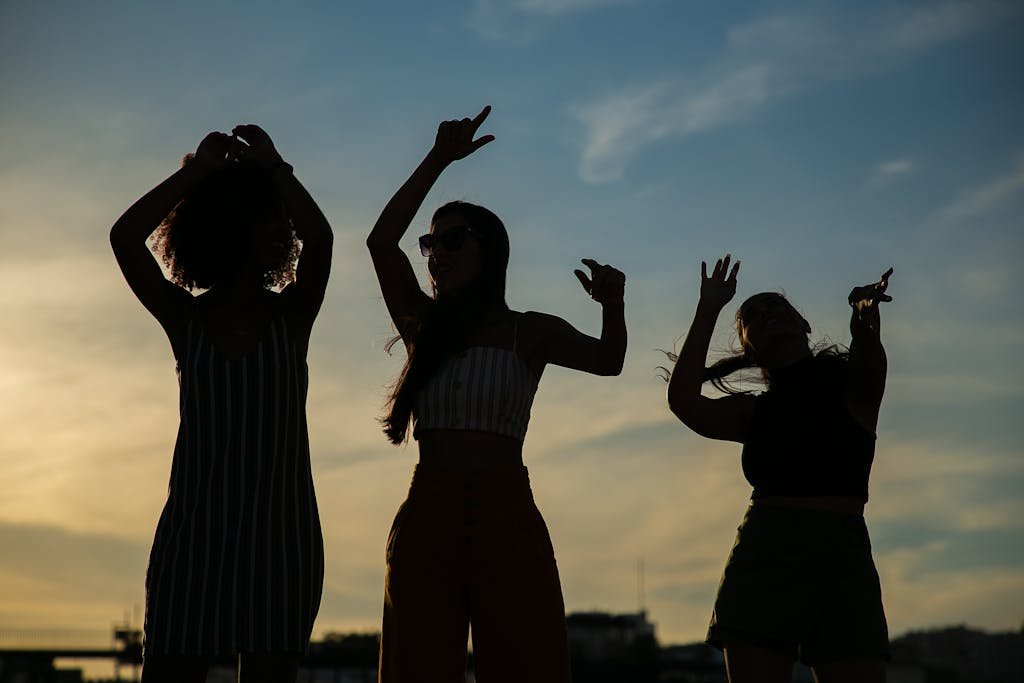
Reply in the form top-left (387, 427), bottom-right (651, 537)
top-left (471, 105), bottom-right (492, 129)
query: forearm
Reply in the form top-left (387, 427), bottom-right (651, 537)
top-left (274, 167), bottom-right (333, 248)
top-left (367, 150), bottom-right (447, 249)
top-left (848, 307), bottom-right (887, 398)
top-left (110, 163), bottom-right (206, 248)
top-left (668, 302), bottom-right (720, 411)
top-left (598, 300), bottom-right (627, 375)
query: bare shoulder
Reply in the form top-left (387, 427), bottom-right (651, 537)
top-left (517, 310), bottom-right (567, 335)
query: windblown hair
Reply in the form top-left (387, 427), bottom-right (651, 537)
top-left (152, 156), bottom-right (299, 291)
top-left (660, 293), bottom-right (849, 394)
top-left (381, 201), bottom-right (510, 444)
top-left (699, 342), bottom-right (848, 394)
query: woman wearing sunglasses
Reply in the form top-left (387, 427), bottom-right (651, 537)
top-left (367, 106), bottom-right (626, 682)
top-left (666, 255), bottom-right (893, 683)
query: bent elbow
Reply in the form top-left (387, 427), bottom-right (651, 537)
top-left (597, 353), bottom-right (625, 376)
top-left (109, 224), bottom-right (129, 253)
top-left (669, 390), bottom-right (712, 432)
top-left (667, 395), bottom-right (694, 424)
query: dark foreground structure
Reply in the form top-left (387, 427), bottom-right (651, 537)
top-left (3, 617), bottom-right (1022, 682)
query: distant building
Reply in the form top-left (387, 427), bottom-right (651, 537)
top-left (567, 611), bottom-right (659, 682)
top-left (658, 643), bottom-right (727, 683)
top-left (568, 610), bottom-right (657, 660)
top-left (890, 624), bottom-right (1024, 683)
top-left (0, 654), bottom-right (84, 683)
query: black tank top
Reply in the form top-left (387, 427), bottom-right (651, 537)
top-left (741, 354), bottom-right (876, 502)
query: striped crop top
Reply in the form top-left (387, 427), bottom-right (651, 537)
top-left (412, 319), bottom-right (539, 442)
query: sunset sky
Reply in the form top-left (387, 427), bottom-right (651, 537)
top-left (1, 0), bottom-right (1022, 652)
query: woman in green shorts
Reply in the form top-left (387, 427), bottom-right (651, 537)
top-left (666, 254), bottom-right (892, 683)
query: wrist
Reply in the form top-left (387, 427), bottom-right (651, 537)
top-left (181, 157), bottom-right (216, 182)
top-left (695, 299), bottom-right (725, 319)
top-left (600, 297), bottom-right (625, 310)
top-left (270, 160), bottom-right (293, 177)
top-left (424, 147), bottom-right (452, 171)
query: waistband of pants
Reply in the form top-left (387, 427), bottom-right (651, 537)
top-left (409, 462), bottom-right (533, 501)
top-left (743, 500), bottom-right (869, 533)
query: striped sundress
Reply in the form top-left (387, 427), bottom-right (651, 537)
top-left (144, 311), bottom-right (324, 655)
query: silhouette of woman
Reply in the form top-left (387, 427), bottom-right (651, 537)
top-left (110, 126), bottom-right (332, 683)
top-left (666, 255), bottom-right (892, 683)
top-left (367, 106), bottom-right (626, 682)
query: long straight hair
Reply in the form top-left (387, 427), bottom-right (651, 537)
top-left (381, 201), bottom-right (510, 444)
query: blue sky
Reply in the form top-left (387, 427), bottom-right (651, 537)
top-left (1, 0), bottom-right (1022, 653)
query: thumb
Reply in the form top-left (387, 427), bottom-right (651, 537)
top-left (471, 135), bottom-right (495, 151)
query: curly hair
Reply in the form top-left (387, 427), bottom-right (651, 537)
top-left (152, 156), bottom-right (299, 291)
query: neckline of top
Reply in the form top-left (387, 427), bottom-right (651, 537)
top-left (188, 313), bottom-right (286, 362)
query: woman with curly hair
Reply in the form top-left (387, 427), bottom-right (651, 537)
top-left (367, 106), bottom-right (627, 682)
top-left (666, 255), bottom-right (893, 683)
top-left (110, 126), bottom-right (332, 683)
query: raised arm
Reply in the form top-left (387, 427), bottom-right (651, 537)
top-left (845, 267), bottom-right (892, 434)
top-left (667, 255), bottom-right (754, 443)
top-left (532, 259), bottom-right (627, 376)
top-left (233, 124), bottom-right (333, 330)
top-left (109, 132), bottom-right (239, 338)
top-left (367, 106), bottom-right (495, 343)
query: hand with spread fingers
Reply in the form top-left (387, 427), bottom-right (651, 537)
top-left (432, 105), bottom-right (496, 165)
top-left (699, 254), bottom-right (740, 312)
top-left (193, 131), bottom-right (246, 170)
top-left (574, 258), bottom-right (626, 305)
top-left (232, 124), bottom-right (285, 169)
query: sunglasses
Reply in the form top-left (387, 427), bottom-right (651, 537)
top-left (418, 225), bottom-right (475, 257)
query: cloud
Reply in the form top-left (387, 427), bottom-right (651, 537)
top-left (572, 2), bottom-right (1012, 182)
top-left (869, 158), bottom-right (916, 185)
top-left (878, 0), bottom-right (1011, 53)
top-left (0, 521), bottom-right (147, 628)
top-left (947, 265), bottom-right (1012, 301)
top-left (466, 0), bottom-right (641, 39)
top-left (934, 155), bottom-right (1024, 223)
top-left (514, 0), bottom-right (636, 16)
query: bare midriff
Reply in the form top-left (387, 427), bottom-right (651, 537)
top-left (752, 495), bottom-right (865, 516)
top-left (417, 430), bottom-right (525, 471)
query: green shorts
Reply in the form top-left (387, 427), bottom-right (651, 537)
top-left (707, 503), bottom-right (890, 666)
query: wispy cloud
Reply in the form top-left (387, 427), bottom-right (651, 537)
top-left (515, 0), bottom-right (636, 16)
top-left (0, 520), bottom-right (146, 627)
top-left (467, 0), bottom-right (641, 39)
top-left (869, 158), bottom-right (916, 185)
top-left (878, 0), bottom-right (1009, 52)
top-left (935, 155), bottom-right (1024, 223)
top-left (572, 2), bottom-right (1013, 182)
